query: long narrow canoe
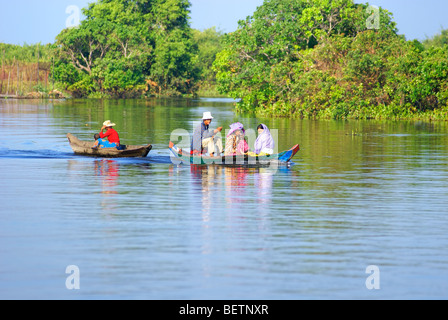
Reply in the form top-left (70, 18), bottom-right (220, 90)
top-left (67, 133), bottom-right (152, 158)
top-left (169, 142), bottom-right (300, 165)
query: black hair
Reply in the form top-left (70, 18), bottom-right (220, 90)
top-left (94, 134), bottom-right (100, 140)
top-left (257, 124), bottom-right (264, 130)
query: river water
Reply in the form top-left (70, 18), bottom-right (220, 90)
top-left (0, 98), bottom-right (447, 300)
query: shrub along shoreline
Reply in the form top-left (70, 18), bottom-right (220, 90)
top-left (2, 0), bottom-right (448, 121)
top-left (213, 0), bottom-right (448, 121)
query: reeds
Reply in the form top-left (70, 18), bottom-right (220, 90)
top-left (0, 61), bottom-right (53, 96)
top-left (0, 44), bottom-right (53, 97)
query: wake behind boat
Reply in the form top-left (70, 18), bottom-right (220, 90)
top-left (67, 133), bottom-right (152, 158)
top-left (169, 142), bottom-right (300, 165)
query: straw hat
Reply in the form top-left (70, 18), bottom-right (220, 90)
top-left (103, 120), bottom-right (116, 127)
top-left (202, 112), bottom-right (214, 120)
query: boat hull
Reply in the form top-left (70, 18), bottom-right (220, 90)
top-left (169, 142), bottom-right (300, 165)
top-left (67, 133), bottom-right (152, 158)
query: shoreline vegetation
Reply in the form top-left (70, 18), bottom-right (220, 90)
top-left (1, 0), bottom-right (448, 120)
top-left (213, 0), bottom-right (448, 121)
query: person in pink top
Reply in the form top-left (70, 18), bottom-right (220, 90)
top-left (225, 122), bottom-right (249, 156)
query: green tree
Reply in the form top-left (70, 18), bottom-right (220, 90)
top-left (55, 0), bottom-right (198, 98)
top-left (149, 0), bottom-right (199, 96)
top-left (423, 28), bottom-right (448, 49)
top-left (213, 0), bottom-right (448, 119)
top-left (192, 27), bottom-right (224, 96)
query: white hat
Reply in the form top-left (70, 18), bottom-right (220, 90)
top-left (103, 120), bottom-right (116, 127)
top-left (202, 112), bottom-right (214, 120)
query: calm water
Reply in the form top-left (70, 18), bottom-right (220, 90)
top-left (1, 98), bottom-right (448, 300)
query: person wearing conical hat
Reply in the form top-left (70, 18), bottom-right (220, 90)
top-left (93, 120), bottom-right (121, 149)
top-left (191, 112), bottom-right (223, 156)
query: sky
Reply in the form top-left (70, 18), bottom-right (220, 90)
top-left (0, 0), bottom-right (447, 45)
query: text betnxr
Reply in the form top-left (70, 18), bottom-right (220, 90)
top-left (224, 305), bottom-right (269, 315)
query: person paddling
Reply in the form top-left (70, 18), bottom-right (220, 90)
top-left (93, 120), bottom-right (121, 149)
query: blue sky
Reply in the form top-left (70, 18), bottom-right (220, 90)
top-left (0, 0), bottom-right (447, 45)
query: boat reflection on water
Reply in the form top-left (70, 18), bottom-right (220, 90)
top-left (190, 165), bottom-right (222, 220)
top-left (189, 165), bottom-right (281, 260)
top-left (94, 159), bottom-right (120, 215)
top-left (189, 165), bottom-right (277, 215)
top-left (254, 168), bottom-right (275, 206)
top-left (95, 160), bottom-right (119, 195)
top-left (66, 159), bottom-right (120, 217)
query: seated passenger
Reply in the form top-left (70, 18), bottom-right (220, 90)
top-left (92, 133), bottom-right (102, 149)
top-left (225, 122), bottom-right (249, 156)
top-left (254, 124), bottom-right (275, 155)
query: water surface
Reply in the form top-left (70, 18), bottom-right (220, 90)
top-left (1, 98), bottom-right (447, 299)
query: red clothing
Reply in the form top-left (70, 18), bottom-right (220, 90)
top-left (100, 128), bottom-right (120, 144)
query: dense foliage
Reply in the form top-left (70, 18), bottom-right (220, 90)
top-left (0, 43), bottom-right (53, 63)
top-left (214, 0), bottom-right (448, 119)
top-left (54, 0), bottom-right (199, 98)
top-left (423, 29), bottom-right (448, 49)
top-left (2, 0), bottom-right (448, 120)
top-left (192, 27), bottom-right (224, 96)
top-left (0, 43), bottom-right (56, 96)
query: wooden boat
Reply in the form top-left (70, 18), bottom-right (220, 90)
top-left (169, 141), bottom-right (300, 165)
top-left (67, 133), bottom-right (152, 158)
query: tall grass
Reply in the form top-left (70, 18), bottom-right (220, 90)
top-left (0, 43), bottom-right (54, 96)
